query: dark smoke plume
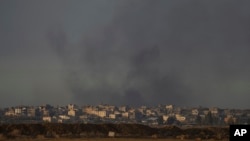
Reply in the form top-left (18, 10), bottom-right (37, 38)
top-left (47, 0), bottom-right (250, 108)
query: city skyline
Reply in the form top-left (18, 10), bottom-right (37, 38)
top-left (1, 103), bottom-right (250, 110)
top-left (1, 103), bottom-right (249, 126)
top-left (1, 0), bottom-right (250, 108)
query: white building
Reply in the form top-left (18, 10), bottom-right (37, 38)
top-left (166, 105), bottom-right (174, 110)
top-left (108, 131), bottom-right (115, 137)
top-left (175, 114), bottom-right (186, 122)
top-left (68, 110), bottom-right (76, 116)
top-left (162, 115), bottom-right (169, 122)
top-left (43, 116), bottom-right (52, 122)
top-left (68, 104), bottom-right (75, 111)
top-left (192, 109), bottom-right (199, 116)
top-left (59, 115), bottom-right (70, 120)
top-left (14, 107), bottom-right (22, 115)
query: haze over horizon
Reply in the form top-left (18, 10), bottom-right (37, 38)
top-left (1, 0), bottom-right (250, 109)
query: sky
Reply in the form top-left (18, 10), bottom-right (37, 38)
top-left (0, 0), bottom-right (250, 108)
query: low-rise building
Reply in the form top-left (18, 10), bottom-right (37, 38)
top-left (162, 115), bottom-right (169, 122)
top-left (43, 116), bottom-right (52, 122)
top-left (166, 105), bottom-right (174, 111)
top-left (27, 107), bottom-right (36, 117)
top-left (119, 106), bottom-right (128, 112)
top-left (68, 110), bottom-right (76, 117)
top-left (109, 114), bottom-right (116, 119)
top-left (175, 114), bottom-right (186, 122)
top-left (59, 115), bottom-right (70, 120)
top-left (98, 110), bottom-right (107, 118)
top-left (14, 107), bottom-right (22, 116)
top-left (122, 112), bottom-right (129, 118)
top-left (210, 107), bottom-right (221, 116)
top-left (5, 108), bottom-right (15, 116)
top-left (192, 109), bottom-right (199, 116)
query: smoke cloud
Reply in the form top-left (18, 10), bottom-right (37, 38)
top-left (1, 0), bottom-right (250, 108)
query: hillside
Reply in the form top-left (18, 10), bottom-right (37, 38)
top-left (0, 123), bottom-right (229, 140)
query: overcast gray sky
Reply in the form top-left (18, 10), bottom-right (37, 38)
top-left (1, 0), bottom-right (250, 108)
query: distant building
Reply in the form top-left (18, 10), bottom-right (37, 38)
top-left (122, 112), bottom-right (129, 118)
top-left (119, 106), bottom-right (128, 112)
top-left (203, 110), bottom-right (209, 115)
top-left (39, 105), bottom-right (52, 117)
top-left (209, 107), bottom-right (221, 116)
top-left (27, 107), bottom-right (36, 117)
top-left (5, 108), bottom-right (15, 116)
top-left (67, 104), bottom-right (79, 117)
top-left (68, 110), bottom-right (76, 116)
top-left (83, 106), bottom-right (108, 118)
top-left (109, 114), bottom-right (116, 119)
top-left (108, 131), bottom-right (115, 137)
top-left (192, 109), bottom-right (199, 116)
top-left (98, 111), bottom-right (107, 118)
top-left (43, 116), bottom-right (52, 122)
top-left (163, 115), bottom-right (169, 122)
top-left (59, 115), bottom-right (70, 120)
top-left (166, 105), bottom-right (174, 111)
top-left (129, 111), bottom-right (142, 120)
top-left (175, 114), bottom-right (186, 122)
top-left (14, 107), bottom-right (22, 116)
top-left (68, 104), bottom-right (79, 111)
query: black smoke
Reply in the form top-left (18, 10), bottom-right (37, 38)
top-left (47, 0), bottom-right (250, 108)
